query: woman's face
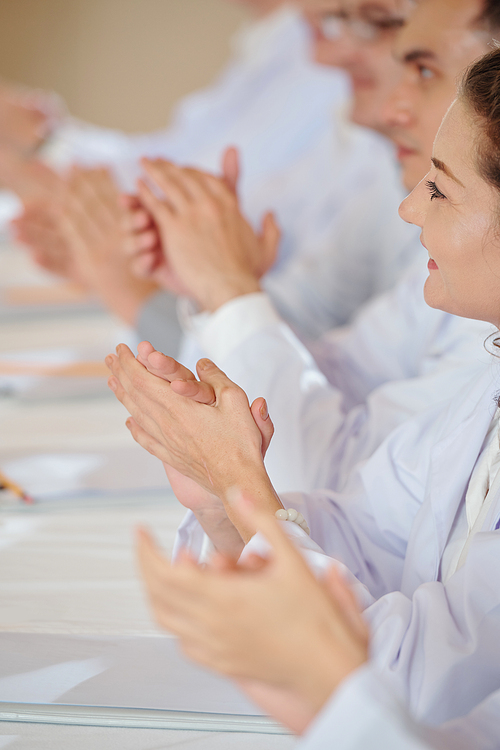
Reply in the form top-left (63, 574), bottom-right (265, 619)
top-left (399, 99), bottom-right (500, 328)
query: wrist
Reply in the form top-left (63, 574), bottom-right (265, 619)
top-left (219, 465), bottom-right (282, 544)
top-left (201, 275), bottom-right (261, 313)
top-left (194, 505), bottom-right (244, 558)
top-left (291, 644), bottom-right (368, 719)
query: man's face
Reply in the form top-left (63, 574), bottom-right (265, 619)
top-left (305, 0), bottom-right (411, 132)
top-left (383, 0), bottom-right (490, 191)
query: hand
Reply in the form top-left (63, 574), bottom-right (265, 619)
top-left (121, 146), bottom-right (251, 297)
top-left (106, 344), bottom-right (281, 542)
top-left (58, 167), bottom-right (157, 324)
top-left (12, 199), bottom-right (84, 284)
top-left (0, 148), bottom-right (62, 204)
top-left (125, 150), bottom-right (279, 310)
top-left (137, 494), bottom-right (369, 734)
top-left (0, 81), bottom-right (58, 153)
top-left (134, 340), bottom-right (275, 557)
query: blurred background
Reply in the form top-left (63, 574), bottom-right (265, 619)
top-left (0, 0), bottom-right (249, 132)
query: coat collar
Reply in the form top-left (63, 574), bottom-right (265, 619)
top-left (402, 363), bottom-right (500, 594)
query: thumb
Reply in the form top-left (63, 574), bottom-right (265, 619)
top-left (250, 397), bottom-right (274, 459)
top-left (222, 146), bottom-right (240, 195)
top-left (259, 211), bottom-right (280, 276)
top-left (195, 358), bottom-right (242, 397)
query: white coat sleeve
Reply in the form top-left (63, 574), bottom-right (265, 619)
top-left (182, 268), bottom-right (489, 493)
top-left (299, 663), bottom-right (497, 750)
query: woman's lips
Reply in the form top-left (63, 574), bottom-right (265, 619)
top-left (428, 258), bottom-right (438, 270)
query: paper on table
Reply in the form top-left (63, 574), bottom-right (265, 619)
top-left (4, 284), bottom-right (91, 308)
top-left (2, 445), bottom-right (168, 501)
top-left (0, 658), bottom-right (107, 703)
top-left (0, 349), bottom-right (109, 400)
top-left (0, 634), bottom-right (286, 734)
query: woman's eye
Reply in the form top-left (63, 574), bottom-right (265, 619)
top-left (426, 180), bottom-right (446, 201)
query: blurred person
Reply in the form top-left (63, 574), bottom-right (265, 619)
top-left (119, 0), bottom-right (496, 494)
top-left (306, 0), bottom-right (407, 133)
top-left (6, 0), bottom-right (411, 347)
top-left (108, 43), bottom-right (500, 730)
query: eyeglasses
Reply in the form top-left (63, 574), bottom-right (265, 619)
top-left (318, 9), bottom-right (405, 43)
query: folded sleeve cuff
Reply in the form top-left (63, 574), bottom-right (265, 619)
top-left (301, 664), bottom-right (430, 750)
top-left (178, 292), bottom-right (283, 363)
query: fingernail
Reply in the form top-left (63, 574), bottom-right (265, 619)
top-left (260, 400), bottom-right (269, 421)
top-left (108, 377), bottom-right (117, 391)
top-left (105, 355), bottom-right (112, 367)
top-left (125, 418), bottom-right (132, 429)
top-left (197, 358), bottom-right (214, 371)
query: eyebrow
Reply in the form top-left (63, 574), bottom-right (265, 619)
top-left (431, 157), bottom-right (465, 188)
top-left (402, 49), bottom-right (437, 65)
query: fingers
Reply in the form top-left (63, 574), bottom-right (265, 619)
top-left (124, 227), bottom-right (159, 256)
top-left (136, 340), bottom-right (155, 366)
top-left (137, 341), bottom-right (197, 383)
top-left (124, 417), bottom-right (172, 464)
top-left (136, 342), bottom-right (216, 405)
top-left (221, 146), bottom-right (240, 195)
top-left (141, 158), bottom-right (200, 208)
top-left (137, 177), bottom-right (174, 227)
top-left (170, 379), bottom-right (217, 406)
top-left (195, 359), bottom-right (247, 407)
top-left (236, 552), bottom-right (269, 572)
top-left (120, 192), bottom-right (156, 234)
top-left (105, 346), bottom-right (173, 439)
top-left (250, 397), bottom-right (274, 458)
top-left (119, 193), bottom-right (143, 212)
top-left (131, 248), bottom-right (162, 279)
top-left (209, 550), bottom-right (240, 572)
top-left (258, 211), bottom-right (280, 275)
top-left (137, 527), bottom-right (215, 633)
top-left (142, 157), bottom-right (236, 212)
top-left (66, 166), bottom-right (120, 235)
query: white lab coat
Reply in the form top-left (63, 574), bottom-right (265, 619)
top-left (178, 258), bottom-right (492, 493)
top-left (38, 6), bottom-right (401, 276)
top-left (175, 358), bottom-right (500, 729)
top-left (300, 663), bottom-right (500, 749)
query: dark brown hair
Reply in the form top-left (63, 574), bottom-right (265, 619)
top-left (460, 47), bottom-right (500, 192)
top-left (460, 44), bottom-right (500, 359)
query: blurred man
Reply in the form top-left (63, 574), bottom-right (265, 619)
top-left (5, 1), bottom-right (410, 349)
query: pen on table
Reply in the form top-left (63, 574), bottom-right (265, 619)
top-left (0, 470), bottom-right (34, 504)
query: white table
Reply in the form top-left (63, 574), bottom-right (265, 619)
top-left (0, 239), bottom-right (298, 749)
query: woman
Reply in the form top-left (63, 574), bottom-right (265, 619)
top-left (107, 48), bottom-right (500, 739)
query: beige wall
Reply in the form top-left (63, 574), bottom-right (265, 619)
top-left (0, 0), bottom-right (250, 132)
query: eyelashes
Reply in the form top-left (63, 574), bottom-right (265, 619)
top-left (426, 180), bottom-right (446, 201)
